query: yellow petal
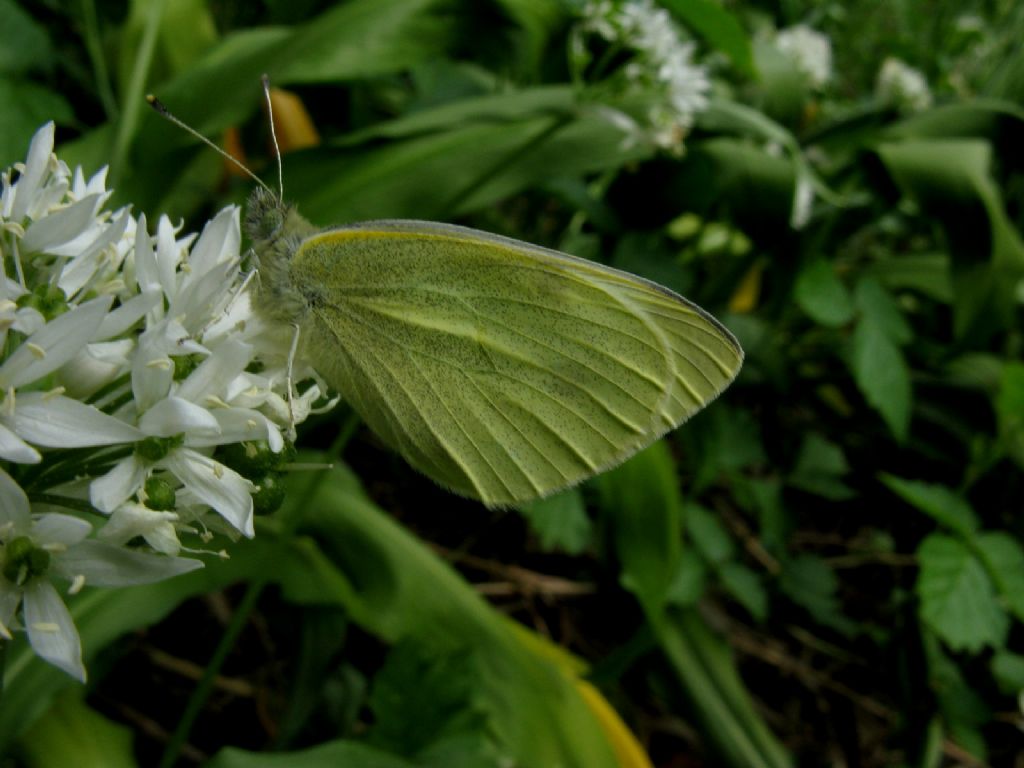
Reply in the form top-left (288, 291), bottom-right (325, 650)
top-left (268, 88), bottom-right (320, 153)
top-left (575, 679), bottom-right (654, 768)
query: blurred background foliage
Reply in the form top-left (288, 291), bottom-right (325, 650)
top-left (2, 0), bottom-right (1023, 765)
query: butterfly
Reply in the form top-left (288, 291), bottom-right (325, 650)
top-left (149, 86), bottom-right (743, 508)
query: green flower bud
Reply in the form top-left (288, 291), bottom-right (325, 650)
top-left (143, 476), bottom-right (177, 511)
top-left (252, 472), bottom-right (285, 515)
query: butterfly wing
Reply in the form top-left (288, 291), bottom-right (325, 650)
top-left (292, 220), bottom-right (743, 507)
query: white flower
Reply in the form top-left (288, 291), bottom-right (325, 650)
top-left (0, 122), bottom-right (331, 680)
top-left (877, 58), bottom-right (932, 111)
top-left (775, 24), bottom-right (832, 89)
top-left (580, 0), bottom-right (710, 155)
top-left (0, 468), bottom-right (201, 680)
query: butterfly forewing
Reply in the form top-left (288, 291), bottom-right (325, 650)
top-left (292, 221), bottom-right (742, 506)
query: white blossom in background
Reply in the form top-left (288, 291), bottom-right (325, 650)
top-left (581, 0), bottom-right (711, 155)
top-left (775, 24), bottom-right (832, 89)
top-left (876, 57), bottom-right (932, 111)
top-left (0, 122), bottom-right (328, 680)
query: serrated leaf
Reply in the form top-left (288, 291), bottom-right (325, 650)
top-left (917, 534), bottom-right (1008, 652)
top-left (795, 260), bottom-right (855, 327)
top-left (974, 532), bottom-right (1024, 621)
top-left (854, 277), bottom-right (912, 345)
top-left (367, 643), bottom-right (501, 766)
top-left (665, 557), bottom-right (708, 607)
top-left (519, 488), bottom-right (591, 555)
top-left (990, 651), bottom-right (1024, 696)
top-left (788, 433), bottom-right (854, 500)
top-left (779, 555), bottom-right (855, 635)
top-left (996, 361), bottom-right (1024, 468)
top-left (880, 476), bottom-right (979, 536)
top-left (850, 315), bottom-right (912, 440)
top-left (921, 632), bottom-right (990, 760)
top-left (685, 502), bottom-right (734, 566)
top-left (719, 562), bottom-right (768, 622)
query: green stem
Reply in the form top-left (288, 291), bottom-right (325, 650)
top-left (158, 582), bottom-right (263, 768)
top-left (438, 111), bottom-right (575, 219)
top-left (80, 0), bottom-right (119, 120)
top-left (110, 0), bottom-right (167, 184)
top-left (158, 408), bottom-right (362, 766)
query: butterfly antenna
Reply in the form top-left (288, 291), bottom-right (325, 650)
top-left (261, 74), bottom-right (285, 201)
top-left (145, 94), bottom-right (274, 195)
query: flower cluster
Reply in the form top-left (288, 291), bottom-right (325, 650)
top-left (0, 123), bottom-right (327, 680)
top-left (876, 57), bottom-right (932, 111)
top-left (580, 0), bottom-right (711, 155)
top-left (774, 24), bottom-right (832, 90)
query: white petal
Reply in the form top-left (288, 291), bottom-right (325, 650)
top-left (155, 216), bottom-right (185, 301)
top-left (0, 296), bottom-right (113, 389)
top-left (140, 397), bottom-right (220, 438)
top-left (163, 449), bottom-right (254, 537)
top-left (98, 502), bottom-right (180, 555)
top-left (176, 338), bottom-right (253, 403)
top-left (0, 421), bottom-right (41, 463)
top-left (31, 514), bottom-right (92, 546)
top-left (188, 206), bottom-right (240, 277)
top-left (57, 210), bottom-right (131, 298)
top-left (133, 213), bottom-right (160, 293)
top-left (0, 467), bottom-right (31, 529)
top-left (95, 289), bottom-right (161, 340)
top-left (188, 407), bottom-right (282, 451)
top-left (90, 456), bottom-right (146, 513)
top-left (131, 325), bottom-right (176, 412)
top-left (14, 393), bottom-right (141, 447)
top-left (21, 194), bottom-right (102, 254)
top-left (24, 580), bottom-right (85, 682)
top-left (54, 540), bottom-right (202, 586)
top-left (10, 122), bottom-right (55, 222)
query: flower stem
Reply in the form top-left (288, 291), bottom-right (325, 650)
top-left (158, 409), bottom-right (361, 766)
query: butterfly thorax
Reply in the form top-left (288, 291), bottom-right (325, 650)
top-left (244, 187), bottom-right (319, 325)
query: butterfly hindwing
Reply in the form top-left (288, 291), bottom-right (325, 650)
top-left (291, 220), bottom-right (742, 506)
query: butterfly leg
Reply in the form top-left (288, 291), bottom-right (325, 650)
top-left (285, 321), bottom-right (301, 440)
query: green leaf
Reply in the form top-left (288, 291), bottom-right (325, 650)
top-left (917, 534), bottom-right (1008, 653)
top-left (209, 742), bottom-right (417, 768)
top-left (788, 433), bottom-right (854, 501)
top-left (0, 0), bottom-right (53, 75)
top-left (875, 138), bottom-right (1024, 341)
top-left (921, 632), bottom-right (990, 760)
top-left (367, 643), bottom-right (502, 767)
top-left (665, 557), bottom-right (708, 607)
top-left (996, 361), bottom-right (1024, 468)
top-left (794, 260), bottom-right (855, 328)
top-left (864, 253), bottom-right (953, 304)
top-left (297, 462), bottom-right (623, 768)
top-left (719, 562), bottom-right (768, 622)
top-left (850, 315), bottom-right (912, 440)
top-left (880, 476), bottom-right (979, 536)
top-left (854, 277), bottom-right (912, 345)
top-left (685, 502), bottom-right (734, 566)
top-left (18, 690), bottom-right (135, 768)
top-left (659, 0), bottom-right (754, 76)
top-left (519, 488), bottom-right (591, 555)
top-left (0, 79), bottom-right (74, 168)
top-left (596, 441), bottom-right (682, 617)
top-left (778, 555), bottom-right (854, 635)
top-left (990, 651), bottom-right (1024, 696)
top-left (974, 532), bottom-right (1024, 621)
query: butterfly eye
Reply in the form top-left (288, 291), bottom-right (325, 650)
top-left (257, 208), bottom-right (284, 240)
